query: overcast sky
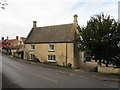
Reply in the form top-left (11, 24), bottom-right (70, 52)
top-left (0, 0), bottom-right (119, 39)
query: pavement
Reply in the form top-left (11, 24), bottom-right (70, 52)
top-left (1, 54), bottom-right (120, 88)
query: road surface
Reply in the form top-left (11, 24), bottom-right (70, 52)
top-left (1, 55), bottom-right (119, 88)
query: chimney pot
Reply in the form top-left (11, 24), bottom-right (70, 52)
top-left (74, 14), bottom-right (78, 17)
top-left (33, 21), bottom-right (37, 28)
top-left (74, 14), bottom-right (78, 23)
top-left (7, 36), bottom-right (9, 40)
top-left (1, 37), bottom-right (4, 41)
top-left (73, 14), bottom-right (78, 26)
top-left (16, 36), bottom-right (19, 40)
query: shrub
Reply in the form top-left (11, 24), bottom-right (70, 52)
top-left (32, 56), bottom-right (40, 62)
top-left (67, 63), bottom-right (72, 68)
top-left (94, 66), bottom-right (98, 72)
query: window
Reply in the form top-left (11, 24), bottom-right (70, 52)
top-left (30, 45), bottom-right (35, 50)
top-left (47, 55), bottom-right (56, 62)
top-left (30, 54), bottom-right (35, 60)
top-left (48, 44), bottom-right (55, 51)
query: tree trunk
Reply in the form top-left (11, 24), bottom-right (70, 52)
top-left (98, 59), bottom-right (102, 66)
top-left (95, 60), bottom-right (97, 62)
top-left (106, 61), bottom-right (109, 67)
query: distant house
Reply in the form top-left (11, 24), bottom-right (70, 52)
top-left (18, 37), bottom-right (26, 45)
top-left (24, 14), bottom-right (84, 68)
top-left (0, 37), bottom-right (4, 52)
top-left (0, 40), bottom-right (2, 52)
top-left (13, 37), bottom-right (26, 59)
top-left (2, 36), bottom-right (19, 55)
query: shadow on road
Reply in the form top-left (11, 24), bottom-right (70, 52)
top-left (2, 73), bottom-right (44, 90)
top-left (2, 73), bottom-right (21, 89)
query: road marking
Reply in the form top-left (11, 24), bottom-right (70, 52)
top-left (10, 63), bottom-right (22, 70)
top-left (79, 75), bottom-right (89, 79)
top-left (56, 70), bottom-right (75, 76)
top-left (28, 71), bottom-right (58, 83)
top-left (56, 70), bottom-right (68, 74)
top-left (30, 62), bottom-right (36, 64)
top-left (9, 61), bottom-right (26, 70)
top-left (14, 65), bottom-right (22, 69)
top-left (70, 73), bottom-right (74, 76)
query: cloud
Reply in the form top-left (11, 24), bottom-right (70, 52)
top-left (70, 1), bottom-right (118, 26)
top-left (0, 0), bottom-right (119, 39)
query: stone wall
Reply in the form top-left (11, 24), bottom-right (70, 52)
top-left (24, 43), bottom-right (74, 67)
top-left (98, 66), bottom-right (120, 74)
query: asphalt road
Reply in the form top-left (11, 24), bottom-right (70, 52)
top-left (1, 55), bottom-right (119, 88)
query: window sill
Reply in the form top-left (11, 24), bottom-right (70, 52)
top-left (48, 50), bottom-right (55, 52)
top-left (47, 60), bottom-right (56, 62)
top-left (30, 49), bottom-right (35, 51)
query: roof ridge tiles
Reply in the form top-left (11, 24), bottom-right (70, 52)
top-left (36, 23), bottom-right (73, 28)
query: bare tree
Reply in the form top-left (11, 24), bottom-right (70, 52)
top-left (0, 0), bottom-right (8, 10)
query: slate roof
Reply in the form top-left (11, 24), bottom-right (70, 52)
top-left (25, 23), bottom-right (76, 44)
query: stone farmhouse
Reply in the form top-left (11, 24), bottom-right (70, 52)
top-left (24, 14), bottom-right (84, 68)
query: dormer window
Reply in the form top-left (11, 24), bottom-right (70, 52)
top-left (48, 44), bottom-right (55, 51)
top-left (30, 45), bottom-right (35, 50)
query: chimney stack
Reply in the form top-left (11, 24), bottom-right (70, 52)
top-left (7, 36), bottom-right (9, 40)
top-left (33, 21), bottom-right (37, 28)
top-left (73, 14), bottom-right (78, 26)
top-left (16, 36), bottom-right (19, 40)
top-left (1, 37), bottom-right (4, 41)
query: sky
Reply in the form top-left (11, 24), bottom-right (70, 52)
top-left (0, 0), bottom-right (119, 39)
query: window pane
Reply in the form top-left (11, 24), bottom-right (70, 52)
top-left (33, 54), bottom-right (35, 59)
top-left (52, 45), bottom-right (54, 50)
top-left (50, 45), bottom-right (52, 50)
top-left (31, 45), bottom-right (35, 49)
top-left (32, 45), bottom-right (34, 49)
top-left (31, 54), bottom-right (34, 60)
top-left (48, 55), bottom-right (55, 61)
top-left (51, 55), bottom-right (53, 60)
top-left (30, 54), bottom-right (32, 59)
top-left (48, 55), bottom-right (50, 60)
top-left (32, 55), bottom-right (33, 59)
top-left (54, 55), bottom-right (55, 60)
top-left (52, 55), bottom-right (55, 60)
top-left (49, 45), bottom-right (54, 51)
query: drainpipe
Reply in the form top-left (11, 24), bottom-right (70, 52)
top-left (66, 43), bottom-right (67, 66)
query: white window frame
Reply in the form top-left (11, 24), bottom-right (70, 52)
top-left (47, 55), bottom-right (56, 62)
top-left (30, 45), bottom-right (35, 50)
top-left (48, 44), bottom-right (55, 51)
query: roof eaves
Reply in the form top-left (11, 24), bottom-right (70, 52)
top-left (25, 41), bottom-right (73, 44)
